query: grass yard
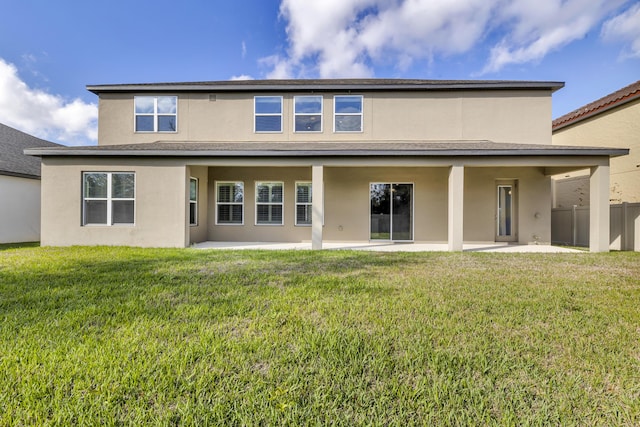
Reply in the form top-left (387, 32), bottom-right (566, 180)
top-left (0, 246), bottom-right (639, 426)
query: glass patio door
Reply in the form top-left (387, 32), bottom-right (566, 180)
top-left (370, 183), bottom-right (413, 241)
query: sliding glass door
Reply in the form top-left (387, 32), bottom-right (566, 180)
top-left (370, 183), bottom-right (413, 241)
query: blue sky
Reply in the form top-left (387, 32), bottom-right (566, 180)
top-left (0, 0), bottom-right (639, 145)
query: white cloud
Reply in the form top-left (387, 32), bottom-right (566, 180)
top-left (230, 74), bottom-right (254, 81)
top-left (241, 41), bottom-right (247, 59)
top-left (482, 0), bottom-right (628, 73)
top-left (264, 0), bottom-right (635, 78)
top-left (601, 2), bottom-right (640, 58)
top-left (0, 58), bottom-right (97, 146)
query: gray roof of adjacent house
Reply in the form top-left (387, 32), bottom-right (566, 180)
top-left (0, 123), bottom-right (61, 179)
top-left (25, 140), bottom-right (628, 158)
top-left (87, 78), bottom-right (565, 95)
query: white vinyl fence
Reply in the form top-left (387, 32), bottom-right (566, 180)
top-left (551, 203), bottom-right (640, 251)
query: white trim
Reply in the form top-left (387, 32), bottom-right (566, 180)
top-left (255, 181), bottom-right (284, 225)
top-left (134, 96), bottom-right (178, 133)
top-left (215, 181), bottom-right (244, 225)
top-left (254, 96), bottom-right (283, 133)
top-left (293, 95), bottom-right (323, 133)
top-left (368, 182), bottom-right (414, 242)
top-left (334, 95), bottom-right (363, 133)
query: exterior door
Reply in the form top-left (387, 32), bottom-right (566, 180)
top-left (496, 181), bottom-right (517, 242)
top-left (370, 183), bottom-right (413, 241)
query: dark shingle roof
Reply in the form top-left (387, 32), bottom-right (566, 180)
top-left (0, 123), bottom-right (61, 179)
top-left (87, 78), bottom-right (564, 95)
top-left (25, 140), bottom-right (627, 158)
top-left (553, 80), bottom-right (640, 130)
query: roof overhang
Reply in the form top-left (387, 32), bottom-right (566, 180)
top-left (87, 79), bottom-right (565, 95)
top-left (25, 141), bottom-right (628, 158)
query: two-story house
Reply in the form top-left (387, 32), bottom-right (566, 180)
top-left (26, 79), bottom-right (628, 252)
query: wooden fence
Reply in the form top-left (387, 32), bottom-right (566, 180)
top-left (551, 203), bottom-right (640, 251)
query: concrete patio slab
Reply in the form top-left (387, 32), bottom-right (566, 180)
top-left (191, 241), bottom-right (584, 253)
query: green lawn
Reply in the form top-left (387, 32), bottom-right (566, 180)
top-left (0, 246), bottom-right (639, 426)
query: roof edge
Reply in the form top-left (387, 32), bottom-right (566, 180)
top-left (553, 80), bottom-right (640, 130)
top-left (87, 79), bottom-right (565, 95)
top-left (25, 146), bottom-right (628, 158)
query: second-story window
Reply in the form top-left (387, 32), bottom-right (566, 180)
top-left (334, 95), bottom-right (363, 132)
top-left (294, 96), bottom-right (322, 132)
top-left (255, 96), bottom-right (283, 133)
top-left (134, 96), bottom-right (177, 132)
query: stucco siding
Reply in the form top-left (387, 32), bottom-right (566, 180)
top-left (553, 99), bottom-right (639, 203)
top-left (0, 175), bottom-right (41, 243)
top-left (463, 167), bottom-right (551, 244)
top-left (40, 158), bottom-right (188, 247)
top-left (188, 165), bottom-right (209, 244)
top-left (207, 165), bottom-right (550, 244)
top-left (98, 90), bottom-right (552, 146)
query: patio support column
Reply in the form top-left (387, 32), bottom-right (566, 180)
top-left (589, 164), bottom-right (610, 252)
top-left (312, 164), bottom-right (324, 250)
top-left (448, 165), bottom-right (464, 251)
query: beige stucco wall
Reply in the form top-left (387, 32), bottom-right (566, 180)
top-left (98, 90), bottom-right (552, 146)
top-left (207, 167), bottom-right (312, 242)
top-left (39, 156), bottom-right (555, 247)
top-left (464, 167), bottom-right (551, 244)
top-left (207, 165), bottom-right (550, 244)
top-left (40, 158), bottom-right (189, 247)
top-left (0, 175), bottom-right (41, 243)
top-left (188, 165), bottom-right (209, 244)
top-left (553, 99), bottom-right (639, 203)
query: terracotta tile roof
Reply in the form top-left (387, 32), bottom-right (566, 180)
top-left (553, 80), bottom-right (640, 130)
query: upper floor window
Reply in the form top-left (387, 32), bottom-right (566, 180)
top-left (334, 95), bottom-right (363, 132)
top-left (255, 96), bottom-right (282, 133)
top-left (294, 96), bottom-right (322, 132)
top-left (134, 96), bottom-right (177, 132)
top-left (83, 172), bottom-right (135, 225)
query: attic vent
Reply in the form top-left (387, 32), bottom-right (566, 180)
top-left (209, 94), bottom-right (217, 102)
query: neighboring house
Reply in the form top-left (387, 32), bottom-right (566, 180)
top-left (552, 80), bottom-right (640, 207)
top-left (25, 79), bottom-right (628, 252)
top-left (0, 123), bottom-right (61, 243)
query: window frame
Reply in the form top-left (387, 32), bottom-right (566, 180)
top-left (254, 96), bottom-right (283, 133)
top-left (82, 172), bottom-right (135, 226)
top-left (294, 95), bottom-right (323, 133)
top-left (189, 177), bottom-right (198, 226)
top-left (295, 182), bottom-right (312, 226)
top-left (134, 96), bottom-right (178, 133)
top-left (334, 95), bottom-right (363, 133)
top-left (215, 181), bottom-right (244, 225)
top-left (255, 181), bottom-right (284, 226)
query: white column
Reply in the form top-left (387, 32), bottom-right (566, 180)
top-left (312, 165), bottom-right (324, 250)
top-left (448, 165), bottom-right (464, 251)
top-left (589, 164), bottom-right (610, 252)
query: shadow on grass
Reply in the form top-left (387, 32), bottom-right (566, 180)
top-left (0, 242), bottom-right (39, 251)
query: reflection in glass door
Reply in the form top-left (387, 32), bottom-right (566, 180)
top-left (370, 183), bottom-right (413, 241)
